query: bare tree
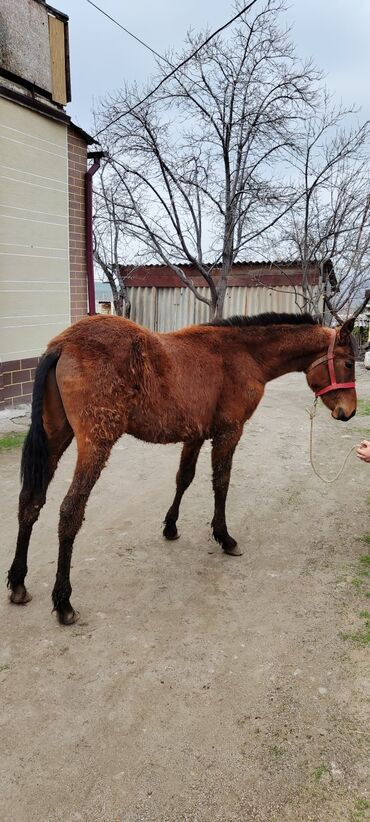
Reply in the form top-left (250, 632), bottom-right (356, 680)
top-left (97, 0), bottom-right (320, 318)
top-left (93, 171), bottom-right (132, 317)
top-left (277, 93), bottom-right (370, 321)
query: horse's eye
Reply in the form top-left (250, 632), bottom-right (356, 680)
top-left (345, 361), bottom-right (353, 369)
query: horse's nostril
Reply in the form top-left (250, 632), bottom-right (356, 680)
top-left (337, 408), bottom-right (348, 421)
top-left (336, 407), bottom-right (355, 421)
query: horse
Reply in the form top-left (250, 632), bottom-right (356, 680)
top-left (7, 312), bottom-right (356, 625)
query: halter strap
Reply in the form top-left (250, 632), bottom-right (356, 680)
top-left (307, 328), bottom-right (356, 397)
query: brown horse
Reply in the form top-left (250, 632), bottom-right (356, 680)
top-left (7, 312), bottom-right (356, 625)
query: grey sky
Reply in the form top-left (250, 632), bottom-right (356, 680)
top-left (55, 0), bottom-right (370, 137)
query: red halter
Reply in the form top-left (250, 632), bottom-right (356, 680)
top-left (307, 328), bottom-right (356, 398)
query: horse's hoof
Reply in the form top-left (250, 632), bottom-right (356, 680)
top-left (10, 586), bottom-right (32, 605)
top-left (58, 608), bottom-right (80, 626)
top-left (163, 523), bottom-right (180, 541)
top-left (224, 546), bottom-right (243, 556)
top-left (223, 540), bottom-right (243, 556)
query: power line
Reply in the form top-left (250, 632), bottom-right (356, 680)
top-left (92, 0), bottom-right (259, 140)
top-left (84, 0), bottom-right (166, 63)
top-left (85, 0), bottom-right (214, 122)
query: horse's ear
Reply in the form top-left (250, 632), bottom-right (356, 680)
top-left (338, 318), bottom-right (355, 343)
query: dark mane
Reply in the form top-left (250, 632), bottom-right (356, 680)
top-left (205, 312), bottom-right (318, 328)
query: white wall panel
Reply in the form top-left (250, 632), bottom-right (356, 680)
top-left (0, 98), bottom-right (70, 361)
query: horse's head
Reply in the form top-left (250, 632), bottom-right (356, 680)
top-left (306, 318), bottom-right (356, 421)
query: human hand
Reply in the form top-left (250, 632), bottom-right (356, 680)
top-left (356, 440), bottom-right (370, 463)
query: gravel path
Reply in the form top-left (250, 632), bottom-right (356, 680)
top-left (1, 369), bottom-right (369, 822)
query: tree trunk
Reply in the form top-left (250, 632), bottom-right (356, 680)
top-left (213, 297), bottom-right (224, 318)
top-left (210, 291), bottom-right (220, 319)
top-left (123, 294), bottom-right (131, 318)
top-left (118, 279), bottom-right (131, 318)
top-left (113, 294), bottom-right (124, 316)
top-left (113, 291), bottom-right (131, 318)
top-left (213, 263), bottom-right (231, 319)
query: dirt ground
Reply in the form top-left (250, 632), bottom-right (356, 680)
top-left (1, 369), bottom-right (369, 822)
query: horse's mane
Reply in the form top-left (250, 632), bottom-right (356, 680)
top-left (205, 312), bottom-right (318, 328)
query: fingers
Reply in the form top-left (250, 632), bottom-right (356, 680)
top-left (356, 439), bottom-right (370, 462)
top-left (357, 451), bottom-right (370, 462)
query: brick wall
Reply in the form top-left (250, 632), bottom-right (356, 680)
top-left (0, 357), bottom-right (39, 411)
top-left (68, 127), bottom-right (88, 323)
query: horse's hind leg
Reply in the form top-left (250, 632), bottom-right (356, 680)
top-left (8, 423), bottom-right (73, 604)
top-left (211, 425), bottom-right (243, 556)
top-left (163, 439), bottom-right (204, 540)
top-left (8, 363), bottom-right (73, 605)
top-left (52, 435), bottom-right (113, 625)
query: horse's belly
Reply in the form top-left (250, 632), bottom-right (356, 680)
top-left (127, 405), bottom-right (210, 444)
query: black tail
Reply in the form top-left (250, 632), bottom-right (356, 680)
top-left (21, 350), bottom-right (60, 496)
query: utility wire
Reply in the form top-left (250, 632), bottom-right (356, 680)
top-left (91, 0), bottom-right (259, 139)
top-left (85, 0), bottom-right (166, 63)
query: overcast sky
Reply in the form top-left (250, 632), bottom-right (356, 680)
top-left (55, 0), bottom-right (370, 137)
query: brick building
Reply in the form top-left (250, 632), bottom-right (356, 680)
top-left (0, 0), bottom-right (100, 408)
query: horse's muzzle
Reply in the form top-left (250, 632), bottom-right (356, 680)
top-left (333, 407), bottom-right (356, 422)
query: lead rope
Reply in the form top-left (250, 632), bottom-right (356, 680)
top-left (306, 398), bottom-right (357, 484)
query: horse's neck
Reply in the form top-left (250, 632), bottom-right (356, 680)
top-left (249, 325), bottom-right (331, 383)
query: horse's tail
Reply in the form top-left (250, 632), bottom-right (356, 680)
top-left (21, 349), bottom-right (61, 497)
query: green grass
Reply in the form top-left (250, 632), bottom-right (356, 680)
top-left (349, 554), bottom-right (370, 594)
top-left (345, 548), bottom-right (370, 642)
top-left (347, 611), bottom-right (370, 646)
top-left (313, 763), bottom-right (329, 782)
top-left (357, 399), bottom-right (370, 416)
top-left (350, 798), bottom-right (370, 822)
top-left (0, 432), bottom-right (26, 451)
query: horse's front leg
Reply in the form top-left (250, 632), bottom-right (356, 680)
top-left (211, 425), bottom-right (243, 556)
top-left (52, 438), bottom-right (113, 624)
top-left (163, 439), bottom-right (204, 540)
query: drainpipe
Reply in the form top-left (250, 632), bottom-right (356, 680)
top-left (85, 150), bottom-right (105, 315)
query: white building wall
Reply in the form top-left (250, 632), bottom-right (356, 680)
top-left (0, 98), bottom-right (70, 362)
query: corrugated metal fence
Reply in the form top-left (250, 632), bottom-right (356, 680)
top-left (126, 285), bottom-right (309, 332)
